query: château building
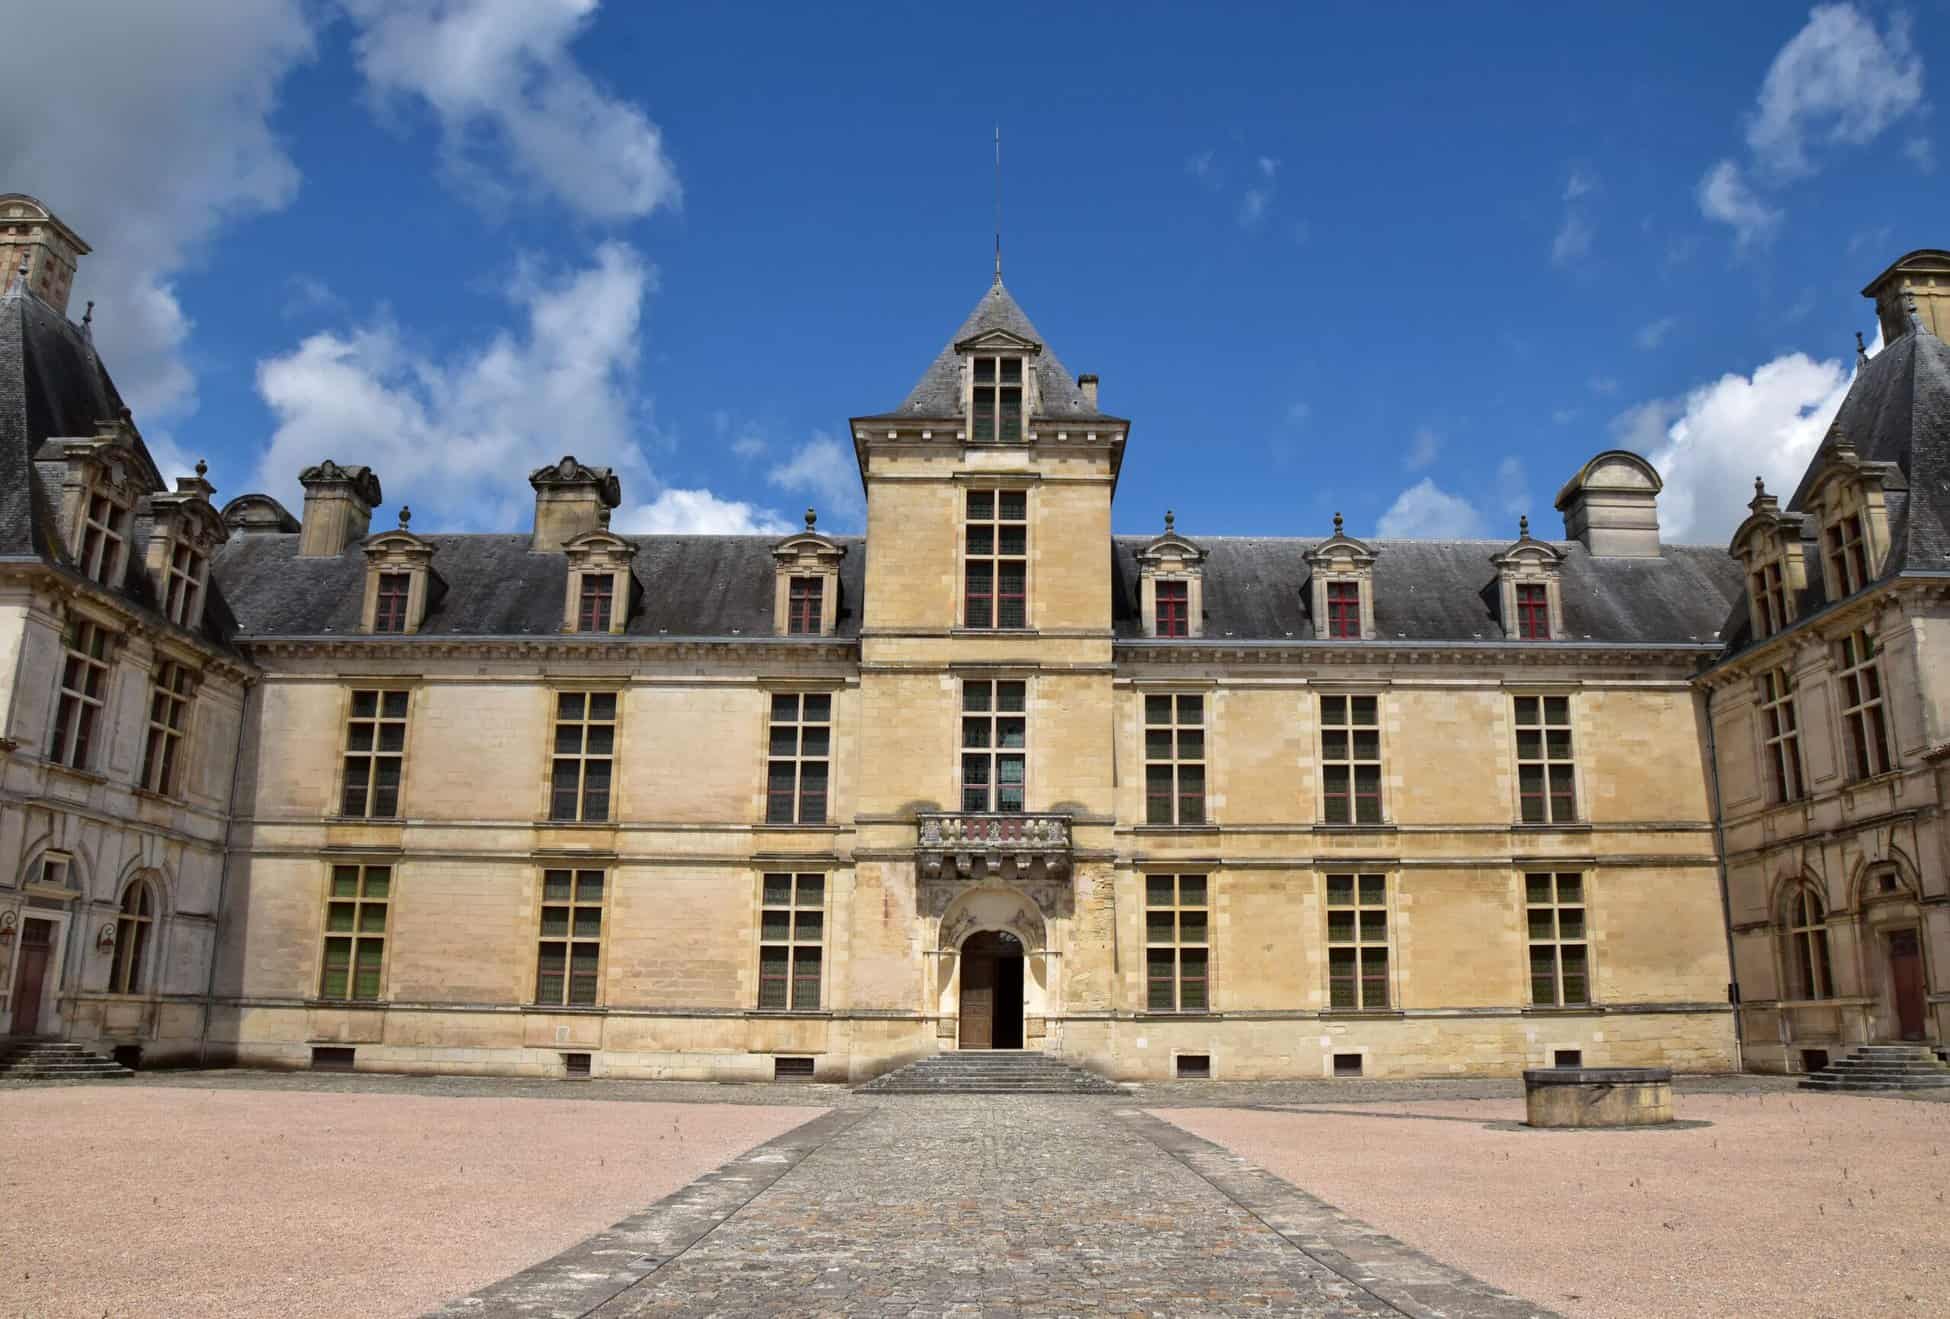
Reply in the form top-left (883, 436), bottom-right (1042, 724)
top-left (2, 191), bottom-right (1943, 1081)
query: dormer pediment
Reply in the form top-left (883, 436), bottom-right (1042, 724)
top-left (954, 327), bottom-right (1041, 355)
top-left (363, 528), bottom-right (434, 560)
top-left (147, 490), bottom-right (228, 550)
top-left (563, 529), bottom-right (639, 565)
top-left (1489, 517), bottom-right (1563, 571)
top-left (771, 509), bottom-right (847, 568)
top-left (1136, 512), bottom-right (1207, 571)
top-left (1798, 434), bottom-right (1905, 511)
top-left (1303, 515), bottom-right (1376, 570)
top-left (1729, 479), bottom-right (1805, 561)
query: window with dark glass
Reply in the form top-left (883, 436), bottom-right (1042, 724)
top-left (971, 355), bottom-right (1023, 443)
top-left (1155, 580), bottom-right (1189, 638)
top-left (787, 576), bottom-right (823, 635)
top-left (141, 660), bottom-right (193, 795)
top-left (373, 572), bottom-right (412, 633)
top-left (961, 679), bottom-right (1026, 812)
top-left (1514, 696), bottom-right (1576, 824)
top-left (79, 489), bottom-right (131, 586)
top-left (758, 872), bottom-right (824, 1010)
top-left (1515, 584), bottom-right (1550, 640)
top-left (1144, 693), bottom-right (1205, 825)
top-left (1759, 668), bottom-right (1804, 803)
top-left (1751, 561), bottom-right (1789, 636)
top-left (1145, 874), bottom-right (1209, 1012)
top-left (964, 490), bottom-right (1027, 629)
top-left (1320, 694), bottom-right (1381, 825)
top-left (1325, 581), bottom-right (1361, 639)
top-left (766, 692), bottom-right (831, 824)
top-left (1836, 628), bottom-right (1892, 780)
top-left (1784, 886), bottom-right (1832, 1000)
top-left (320, 864), bottom-right (390, 1001)
top-left (536, 868), bottom-right (605, 1006)
top-left (577, 572), bottom-right (613, 632)
top-left (341, 689), bottom-right (408, 818)
top-left (549, 691), bottom-right (616, 822)
top-left (163, 540), bottom-right (206, 626)
top-left (109, 880), bottom-right (155, 995)
top-left (1826, 514), bottom-right (1868, 596)
top-left (1326, 874), bottom-right (1389, 1010)
top-left (50, 620), bottom-right (111, 770)
top-left (1526, 872), bottom-right (1589, 1006)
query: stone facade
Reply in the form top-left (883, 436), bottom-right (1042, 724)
top-left (4, 199), bottom-right (1945, 1082)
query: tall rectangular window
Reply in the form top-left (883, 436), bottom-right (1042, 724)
top-left (1145, 874), bottom-right (1209, 1012)
top-left (1516, 584), bottom-right (1550, 640)
top-left (1514, 695), bottom-right (1577, 824)
top-left (550, 691), bottom-right (617, 822)
top-left (141, 661), bottom-right (193, 795)
top-left (1320, 694), bottom-right (1381, 825)
top-left (758, 872), bottom-right (824, 1010)
top-left (49, 620), bottom-right (112, 770)
top-left (576, 572), bottom-right (613, 632)
top-left (162, 541), bottom-right (207, 627)
top-left (373, 572), bottom-right (412, 634)
top-left (1143, 693), bottom-right (1205, 825)
top-left (1526, 872), bottom-right (1589, 1007)
top-left (971, 355), bottom-right (1023, 444)
top-left (1326, 873), bottom-right (1390, 1010)
top-left (1155, 580), bottom-right (1189, 638)
top-left (536, 868), bottom-right (605, 1006)
top-left (1836, 628), bottom-right (1892, 780)
top-left (1826, 514), bottom-right (1868, 596)
top-left (1325, 581), bottom-right (1361, 639)
top-left (1751, 561), bottom-right (1789, 637)
top-left (964, 489), bottom-right (1027, 629)
top-left (1758, 668), bottom-right (1804, 803)
top-left (79, 490), bottom-right (130, 586)
top-left (320, 863), bottom-right (390, 1001)
top-left (787, 576), bottom-right (823, 635)
top-left (341, 689), bottom-right (408, 818)
top-left (960, 679), bottom-right (1026, 812)
top-left (766, 692), bottom-right (831, 824)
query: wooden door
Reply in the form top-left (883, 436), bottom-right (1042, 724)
top-left (1889, 929), bottom-right (1926, 1042)
top-left (10, 919), bottom-right (53, 1036)
top-left (960, 943), bottom-right (996, 1049)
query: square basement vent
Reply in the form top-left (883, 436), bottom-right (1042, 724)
top-left (1554, 1049), bottom-right (1583, 1068)
top-left (310, 1046), bottom-right (356, 1073)
top-left (1801, 1048), bottom-right (1830, 1074)
top-left (562, 1051), bottom-right (592, 1078)
top-left (774, 1056), bottom-right (815, 1081)
top-left (1176, 1054), bottom-right (1212, 1079)
top-left (1332, 1052), bottom-right (1363, 1078)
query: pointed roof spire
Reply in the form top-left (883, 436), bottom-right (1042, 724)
top-left (993, 124), bottom-right (1003, 287)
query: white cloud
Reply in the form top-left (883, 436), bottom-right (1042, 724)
top-left (1550, 213), bottom-right (1594, 267)
top-left (768, 432), bottom-right (864, 526)
top-left (731, 435), bottom-right (767, 461)
top-left (1238, 187), bottom-right (1270, 227)
top-left (0, 0), bottom-right (316, 431)
top-left (1746, 4), bottom-right (1923, 178)
top-left (614, 488), bottom-right (791, 535)
top-left (255, 241), bottom-right (722, 532)
top-left (1404, 427), bottom-right (1441, 471)
top-left (1612, 337), bottom-right (1875, 544)
top-left (1697, 159), bottom-right (1782, 248)
top-left (1905, 136), bottom-right (1936, 174)
top-left (342, 0), bottom-right (680, 221)
top-left (1563, 167), bottom-right (1597, 202)
top-left (1636, 316), bottom-right (1678, 350)
top-left (1257, 156), bottom-right (1279, 179)
top-left (1376, 479), bottom-right (1487, 539)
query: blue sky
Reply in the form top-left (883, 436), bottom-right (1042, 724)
top-left (2, 2), bottom-right (1940, 544)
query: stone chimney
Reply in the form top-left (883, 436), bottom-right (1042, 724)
top-left (297, 460), bottom-right (383, 557)
top-left (529, 455), bottom-right (622, 551)
top-left (1078, 373), bottom-right (1099, 410)
top-left (0, 193), bottom-right (88, 316)
top-left (1554, 450), bottom-right (1662, 557)
top-left (1862, 249), bottom-right (1950, 345)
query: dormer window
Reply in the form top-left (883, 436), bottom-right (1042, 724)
top-left (1515, 584), bottom-right (1549, 640)
top-left (373, 572), bottom-right (412, 633)
top-left (1305, 514), bottom-right (1377, 642)
top-left (80, 489), bottom-right (132, 586)
top-left (1491, 517), bottom-right (1564, 643)
top-left (1326, 582), bottom-right (1362, 639)
top-left (971, 356), bottom-right (1023, 443)
top-left (1730, 479), bottom-right (1806, 640)
top-left (787, 576), bottom-right (823, 635)
top-left (560, 530), bottom-right (637, 635)
top-left (46, 416), bottom-right (150, 589)
top-left (1751, 561), bottom-right (1789, 636)
top-left (1136, 511), bottom-right (1207, 639)
top-left (1156, 581), bottom-right (1189, 637)
top-left (163, 541), bottom-right (206, 626)
top-left (1825, 514), bottom-right (1868, 596)
top-left (577, 572), bottom-right (615, 632)
top-left (1800, 436), bottom-right (1896, 604)
top-left (145, 459), bottom-right (227, 631)
top-left (771, 510), bottom-right (846, 637)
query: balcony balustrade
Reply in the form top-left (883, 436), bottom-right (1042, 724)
top-left (916, 812), bottom-right (1071, 880)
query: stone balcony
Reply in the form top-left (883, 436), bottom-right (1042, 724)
top-left (916, 812), bottom-right (1072, 880)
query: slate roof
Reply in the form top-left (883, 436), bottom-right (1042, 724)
top-left (861, 279), bottom-right (1114, 423)
top-left (214, 533), bottom-right (867, 640)
top-left (1112, 536), bottom-right (1742, 644)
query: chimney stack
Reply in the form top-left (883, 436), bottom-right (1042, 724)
top-left (1078, 373), bottom-right (1099, 410)
top-left (1554, 450), bottom-right (1663, 557)
top-left (297, 460), bottom-right (382, 557)
top-left (529, 455), bottom-right (622, 551)
top-left (1862, 249), bottom-right (1950, 345)
top-left (0, 193), bottom-right (88, 316)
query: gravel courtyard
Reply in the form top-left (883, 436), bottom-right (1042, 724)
top-left (0, 1085), bottom-right (821, 1319)
top-left (1163, 1094), bottom-right (1950, 1319)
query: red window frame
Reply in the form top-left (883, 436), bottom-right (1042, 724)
top-left (1326, 581), bottom-right (1361, 639)
top-left (578, 573), bottom-right (613, 632)
top-left (1155, 580), bottom-right (1189, 637)
top-left (1515, 584), bottom-right (1550, 640)
top-left (787, 576), bottom-right (823, 635)
top-left (373, 573), bottom-right (411, 633)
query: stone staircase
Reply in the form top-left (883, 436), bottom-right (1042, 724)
top-left (1798, 1044), bottom-right (1950, 1093)
top-left (859, 1049), bottom-right (1125, 1095)
top-left (0, 1039), bottom-right (133, 1080)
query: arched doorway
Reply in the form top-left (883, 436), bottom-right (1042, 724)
top-left (959, 930), bottom-right (1024, 1049)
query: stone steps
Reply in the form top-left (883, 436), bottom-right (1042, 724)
top-left (0, 1040), bottom-right (133, 1079)
top-left (1799, 1044), bottom-right (1950, 1092)
top-left (860, 1050), bottom-right (1124, 1095)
